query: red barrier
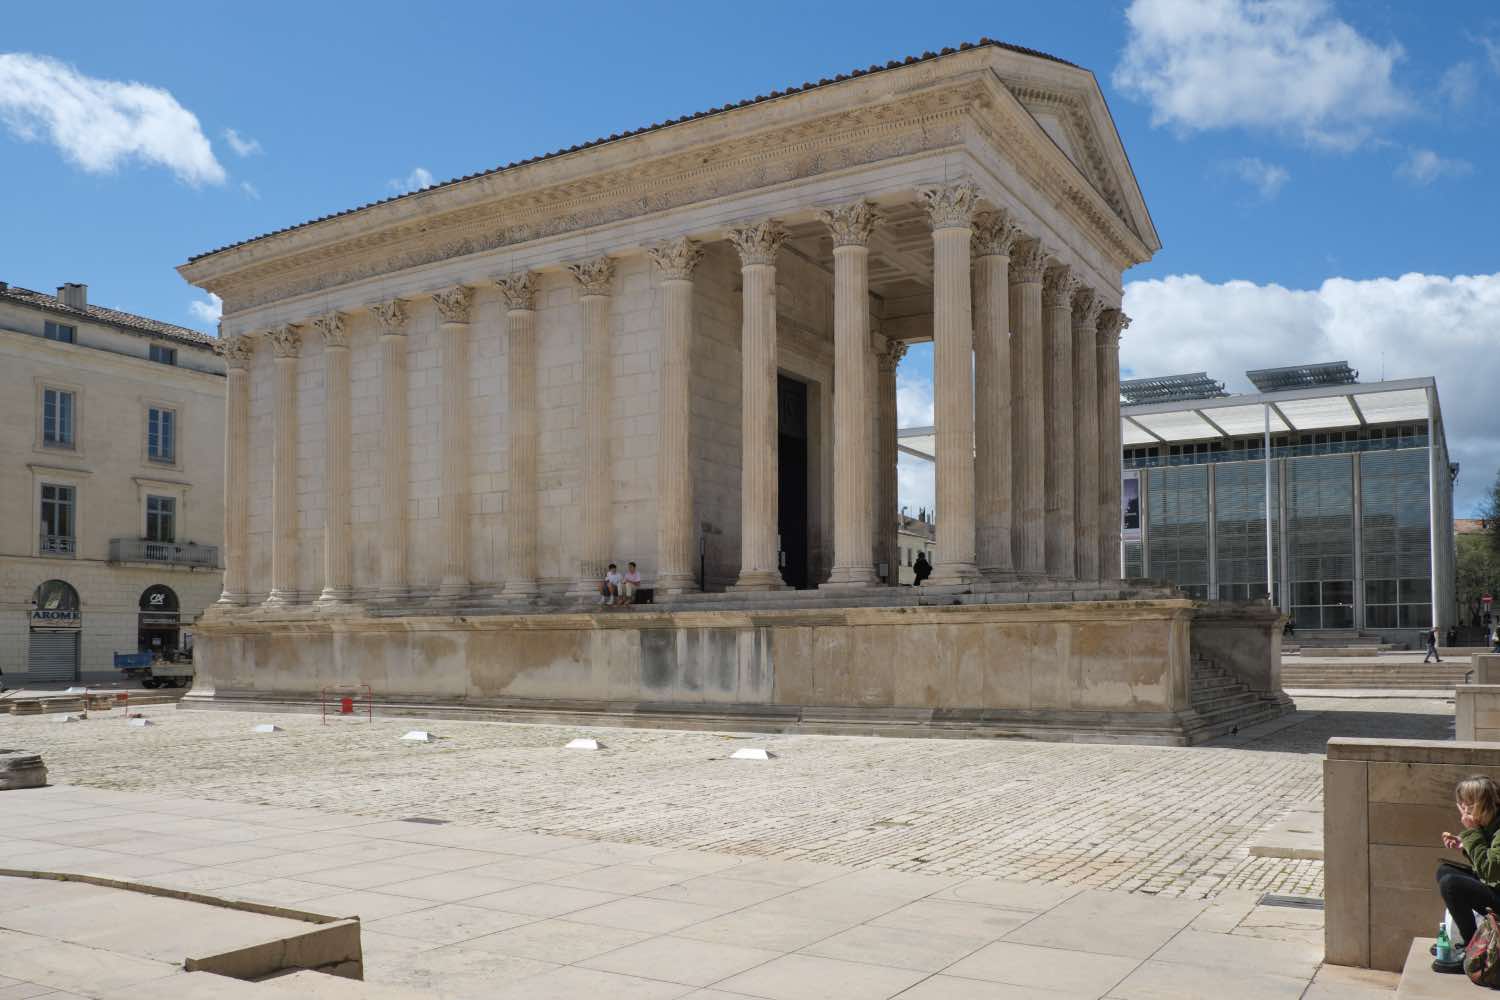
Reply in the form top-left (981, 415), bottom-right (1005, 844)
top-left (321, 685), bottom-right (373, 724)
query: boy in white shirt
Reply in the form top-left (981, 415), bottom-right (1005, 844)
top-left (601, 564), bottom-right (623, 606)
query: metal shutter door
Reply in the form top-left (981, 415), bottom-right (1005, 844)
top-left (27, 630), bottom-right (79, 683)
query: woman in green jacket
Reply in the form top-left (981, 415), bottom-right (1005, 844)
top-left (1436, 775), bottom-right (1500, 965)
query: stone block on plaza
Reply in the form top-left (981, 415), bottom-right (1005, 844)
top-left (1475, 654), bottom-right (1500, 686)
top-left (0, 750), bottom-right (47, 790)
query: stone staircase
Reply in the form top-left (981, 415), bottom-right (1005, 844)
top-left (1395, 938), bottom-right (1471, 998)
top-left (1281, 661), bottom-right (1471, 690)
top-left (1186, 656), bottom-right (1290, 741)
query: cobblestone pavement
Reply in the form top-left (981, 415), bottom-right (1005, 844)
top-left (1, 695), bottom-right (1452, 904)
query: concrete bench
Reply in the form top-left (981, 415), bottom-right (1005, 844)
top-left (1326, 737), bottom-right (1500, 971)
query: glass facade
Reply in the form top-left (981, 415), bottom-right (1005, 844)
top-left (1146, 465), bottom-right (1209, 599)
top-left (1359, 449), bottom-right (1431, 629)
top-left (1213, 462), bottom-right (1279, 602)
top-left (1286, 455), bottom-right (1355, 629)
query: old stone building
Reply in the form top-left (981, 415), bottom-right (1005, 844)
top-left (179, 40), bottom-right (1287, 743)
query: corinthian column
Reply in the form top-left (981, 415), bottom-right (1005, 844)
top-left (1042, 263), bottom-right (1078, 579)
top-left (1009, 240), bottom-right (1047, 576)
top-left (877, 339), bottom-right (906, 585)
top-left (265, 324), bottom-right (301, 605)
top-left (727, 219), bottom-right (787, 591)
top-left (214, 335), bottom-right (254, 604)
top-left (1097, 309), bottom-right (1129, 579)
top-left (821, 200), bottom-right (880, 588)
top-left (648, 239), bottom-right (702, 594)
top-left (370, 300), bottom-right (409, 598)
top-left (498, 273), bottom-right (540, 598)
top-left (566, 257), bottom-right (616, 595)
top-left (973, 211), bottom-right (1019, 578)
top-left (315, 311), bottom-right (353, 604)
top-left (1071, 288), bottom-right (1103, 581)
top-left (919, 183), bottom-right (979, 585)
top-left (433, 285), bottom-right (473, 599)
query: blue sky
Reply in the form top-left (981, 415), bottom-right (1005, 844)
top-left (2, 1), bottom-right (1497, 512)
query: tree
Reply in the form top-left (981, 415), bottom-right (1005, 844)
top-left (1482, 468), bottom-right (1500, 559)
top-left (1458, 469), bottom-right (1500, 623)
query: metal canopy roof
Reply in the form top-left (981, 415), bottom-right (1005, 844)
top-left (1120, 377), bottom-right (1437, 446)
top-left (1245, 360), bottom-right (1357, 393)
top-left (1119, 372), bottom-right (1228, 404)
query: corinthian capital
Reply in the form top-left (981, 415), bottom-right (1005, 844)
top-left (1042, 264), bottom-right (1079, 309)
top-left (369, 299), bottom-right (407, 335)
top-left (313, 310), bottom-right (349, 349)
top-left (568, 256), bottom-right (616, 296)
top-left (214, 334), bottom-right (255, 370)
top-left (918, 182), bottom-right (977, 230)
top-left (818, 200), bottom-right (880, 248)
top-left (972, 210), bottom-right (1022, 258)
top-left (877, 339), bottom-right (909, 374)
top-left (496, 271), bottom-right (539, 311)
top-left (727, 219), bottom-right (787, 267)
top-left (432, 285), bottom-right (474, 324)
top-left (1097, 308), bottom-right (1130, 347)
top-left (1072, 286), bottom-right (1104, 334)
top-left (1008, 240), bottom-right (1049, 284)
top-left (267, 324), bottom-right (301, 359)
top-left (647, 238), bottom-right (704, 281)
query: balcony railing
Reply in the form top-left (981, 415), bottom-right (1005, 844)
top-left (39, 533), bottom-right (75, 557)
top-left (108, 537), bottom-right (220, 569)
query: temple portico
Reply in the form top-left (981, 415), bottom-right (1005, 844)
top-left (182, 40), bottom-right (1287, 745)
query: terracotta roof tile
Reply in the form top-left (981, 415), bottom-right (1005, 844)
top-left (0, 283), bottom-right (216, 348)
top-left (186, 39), bottom-right (1074, 264)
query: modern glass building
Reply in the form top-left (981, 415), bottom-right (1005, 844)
top-left (1120, 364), bottom-right (1455, 639)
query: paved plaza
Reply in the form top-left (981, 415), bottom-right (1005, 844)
top-left (0, 695), bottom-right (1454, 997)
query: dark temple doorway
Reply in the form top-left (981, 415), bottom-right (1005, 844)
top-left (777, 375), bottom-right (810, 589)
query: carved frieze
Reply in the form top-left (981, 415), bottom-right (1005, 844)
top-left (369, 299), bottom-right (407, 335)
top-left (313, 311), bottom-right (348, 349)
top-left (496, 271), bottom-right (539, 311)
top-left (432, 285), bottom-right (474, 324)
top-left (818, 200), bottom-right (879, 248)
top-left (1008, 240), bottom-right (1050, 284)
top-left (918, 182), bottom-right (977, 230)
top-left (567, 256), bottom-right (616, 296)
top-left (727, 219), bottom-right (787, 267)
top-left (267, 324), bottom-right (302, 359)
top-left (972, 210), bottom-right (1022, 258)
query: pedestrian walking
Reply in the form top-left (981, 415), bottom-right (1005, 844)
top-left (1424, 625), bottom-right (1443, 664)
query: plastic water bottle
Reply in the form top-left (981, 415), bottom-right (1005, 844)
top-left (1438, 922), bottom-right (1453, 962)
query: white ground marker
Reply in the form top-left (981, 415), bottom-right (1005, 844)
top-left (253, 724), bottom-right (282, 733)
top-left (565, 738), bottom-right (602, 750)
top-left (730, 747), bottom-right (774, 760)
top-left (400, 730), bottom-right (434, 742)
top-left (128, 718), bottom-right (153, 727)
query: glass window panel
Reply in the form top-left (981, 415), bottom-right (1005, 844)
top-left (1366, 605), bottom-right (1398, 629)
top-left (1295, 582), bottom-right (1322, 606)
top-left (1324, 581), bottom-right (1353, 606)
top-left (1366, 580), bottom-right (1398, 605)
top-left (1399, 579), bottom-right (1431, 603)
top-left (1400, 604), bottom-right (1432, 628)
top-left (1294, 606), bottom-right (1322, 628)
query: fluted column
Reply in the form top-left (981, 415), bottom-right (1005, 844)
top-left (1098, 309), bottom-right (1129, 579)
top-left (973, 211), bottom-right (1018, 578)
top-left (821, 200), bottom-right (880, 588)
top-left (1009, 240), bottom-right (1047, 575)
top-left (433, 285), bottom-right (473, 599)
top-left (370, 300), bottom-right (409, 598)
top-left (728, 219), bottom-right (787, 591)
top-left (315, 311), bottom-right (353, 604)
top-left (1072, 288), bottom-right (1103, 581)
top-left (214, 336), bottom-right (254, 604)
top-left (920, 183), bottom-right (979, 585)
top-left (265, 324), bottom-right (301, 605)
top-left (648, 239), bottom-right (703, 593)
top-left (497, 273), bottom-right (540, 598)
top-left (566, 257), bottom-right (616, 594)
top-left (1042, 263), bottom-right (1078, 578)
top-left (877, 340), bottom-right (906, 585)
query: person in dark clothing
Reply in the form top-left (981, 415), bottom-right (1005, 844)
top-left (1434, 776), bottom-right (1500, 972)
top-left (1424, 626), bottom-right (1442, 663)
top-left (912, 552), bottom-right (932, 586)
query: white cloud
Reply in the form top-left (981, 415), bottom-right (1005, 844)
top-left (222, 127), bottom-right (261, 156)
top-left (188, 292), bottom-right (222, 324)
top-left (1479, 35), bottom-right (1500, 75)
top-left (0, 52), bottom-right (225, 184)
top-left (1114, 0), bottom-right (1411, 149)
top-left (1225, 157), bottom-right (1290, 199)
top-left (895, 348), bottom-right (936, 516)
top-left (388, 166), bottom-right (434, 194)
top-left (239, 180), bottom-right (260, 199)
top-left (1397, 148), bottom-right (1474, 185)
top-left (1121, 271), bottom-right (1500, 515)
top-left (1439, 61), bottom-right (1478, 107)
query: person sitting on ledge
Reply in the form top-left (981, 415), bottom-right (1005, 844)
top-left (912, 552), bottom-right (932, 586)
top-left (599, 564), bottom-right (622, 606)
top-left (1433, 775), bottom-right (1500, 973)
top-left (617, 562), bottom-right (641, 606)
